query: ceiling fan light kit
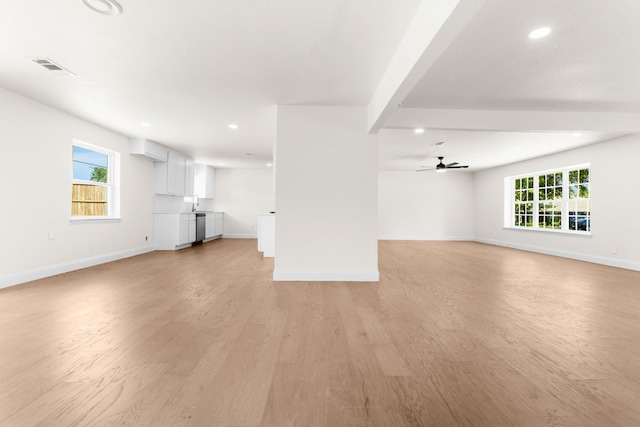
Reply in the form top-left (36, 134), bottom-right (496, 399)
top-left (417, 156), bottom-right (469, 172)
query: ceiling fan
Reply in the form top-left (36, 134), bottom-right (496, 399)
top-left (417, 156), bottom-right (469, 172)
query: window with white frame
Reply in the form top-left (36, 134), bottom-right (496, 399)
top-left (507, 165), bottom-right (590, 233)
top-left (72, 140), bottom-right (120, 218)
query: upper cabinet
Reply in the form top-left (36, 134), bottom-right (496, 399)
top-left (194, 163), bottom-right (216, 199)
top-left (155, 150), bottom-right (193, 195)
top-left (185, 158), bottom-right (195, 196)
top-left (129, 138), bottom-right (168, 162)
top-left (133, 139), bottom-right (200, 197)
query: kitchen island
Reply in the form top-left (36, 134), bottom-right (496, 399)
top-left (257, 214), bottom-right (275, 257)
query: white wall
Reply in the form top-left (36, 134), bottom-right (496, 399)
top-left (0, 87), bottom-right (155, 288)
top-left (209, 168), bottom-right (275, 238)
top-left (473, 135), bottom-right (640, 271)
top-left (378, 170), bottom-right (474, 240)
top-left (274, 106), bottom-right (379, 281)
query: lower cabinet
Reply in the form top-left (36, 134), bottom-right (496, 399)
top-left (205, 214), bottom-right (215, 239)
top-left (258, 214), bottom-right (275, 257)
top-left (154, 213), bottom-right (196, 250)
top-left (205, 212), bottom-right (224, 240)
top-left (215, 212), bottom-right (224, 237)
top-left (179, 214), bottom-right (196, 245)
top-left (154, 212), bottom-right (223, 250)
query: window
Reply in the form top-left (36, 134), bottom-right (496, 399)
top-left (72, 141), bottom-right (120, 218)
top-left (507, 165), bottom-right (590, 233)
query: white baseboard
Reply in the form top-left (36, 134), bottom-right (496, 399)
top-left (474, 237), bottom-right (640, 272)
top-left (378, 235), bottom-right (473, 241)
top-left (273, 269), bottom-right (379, 282)
top-left (0, 246), bottom-right (155, 289)
top-left (222, 234), bottom-right (257, 239)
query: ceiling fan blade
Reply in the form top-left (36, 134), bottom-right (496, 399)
top-left (446, 162), bottom-right (458, 167)
top-left (416, 168), bottom-right (435, 172)
top-left (446, 165), bottom-right (469, 169)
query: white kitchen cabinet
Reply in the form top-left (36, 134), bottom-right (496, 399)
top-left (155, 150), bottom-right (185, 195)
top-left (194, 164), bottom-right (215, 199)
top-left (129, 138), bottom-right (168, 162)
top-left (185, 158), bottom-right (195, 196)
top-left (205, 213), bottom-right (215, 239)
top-left (258, 214), bottom-right (275, 257)
top-left (203, 212), bottom-right (224, 240)
top-left (154, 213), bottom-right (196, 250)
top-left (215, 212), bottom-right (224, 237)
top-left (179, 213), bottom-right (196, 245)
top-left (167, 151), bottom-right (186, 195)
top-left (189, 214), bottom-right (196, 242)
top-left (155, 150), bottom-right (195, 196)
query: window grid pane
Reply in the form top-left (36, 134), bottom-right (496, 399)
top-left (513, 176), bottom-right (535, 227)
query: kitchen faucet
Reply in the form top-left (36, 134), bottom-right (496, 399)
top-left (192, 194), bottom-right (199, 212)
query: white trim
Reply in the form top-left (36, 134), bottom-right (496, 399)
top-left (222, 234), bottom-right (258, 239)
top-left (70, 217), bottom-right (122, 222)
top-left (502, 226), bottom-right (591, 237)
top-left (0, 246), bottom-right (154, 289)
top-left (378, 235), bottom-right (473, 241)
top-left (273, 269), bottom-right (380, 282)
top-left (474, 237), bottom-right (640, 272)
top-left (72, 139), bottom-right (120, 219)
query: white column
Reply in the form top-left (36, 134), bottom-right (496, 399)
top-left (274, 106), bottom-right (379, 281)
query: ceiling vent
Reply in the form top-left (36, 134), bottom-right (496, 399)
top-left (31, 58), bottom-right (76, 76)
top-left (432, 141), bottom-right (445, 146)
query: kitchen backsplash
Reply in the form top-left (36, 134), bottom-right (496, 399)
top-left (154, 194), bottom-right (216, 213)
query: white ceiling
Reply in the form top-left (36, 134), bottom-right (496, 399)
top-left (1, 0), bottom-right (638, 171)
top-left (379, 129), bottom-right (625, 171)
top-left (404, 0), bottom-right (640, 112)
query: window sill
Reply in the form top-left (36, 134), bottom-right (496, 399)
top-left (70, 216), bottom-right (122, 223)
top-left (503, 226), bottom-right (591, 237)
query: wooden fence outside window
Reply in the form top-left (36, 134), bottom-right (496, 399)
top-left (72, 184), bottom-right (107, 216)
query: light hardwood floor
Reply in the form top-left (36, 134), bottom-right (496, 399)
top-left (1, 239), bottom-right (640, 426)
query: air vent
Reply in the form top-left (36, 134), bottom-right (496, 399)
top-left (432, 141), bottom-right (445, 146)
top-left (43, 64), bottom-right (63, 71)
top-left (31, 58), bottom-right (75, 76)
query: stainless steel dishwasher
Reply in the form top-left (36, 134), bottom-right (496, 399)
top-left (195, 212), bottom-right (206, 244)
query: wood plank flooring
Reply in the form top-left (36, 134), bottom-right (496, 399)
top-left (1, 239), bottom-right (640, 426)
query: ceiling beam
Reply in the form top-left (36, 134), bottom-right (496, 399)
top-left (383, 108), bottom-right (640, 133)
top-left (367, 0), bottom-right (486, 134)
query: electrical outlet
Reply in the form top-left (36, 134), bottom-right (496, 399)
top-left (48, 229), bottom-right (55, 240)
top-left (145, 235), bottom-right (148, 241)
top-left (612, 246), bottom-right (618, 255)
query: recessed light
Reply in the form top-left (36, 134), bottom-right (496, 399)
top-left (228, 124), bottom-right (239, 130)
top-left (529, 27), bottom-right (551, 39)
top-left (82, 0), bottom-right (123, 16)
top-left (414, 128), bottom-right (425, 134)
top-left (218, 162), bottom-right (224, 166)
top-left (266, 163), bottom-right (272, 167)
top-left (140, 122), bottom-right (150, 127)
top-left (572, 132), bottom-right (582, 137)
